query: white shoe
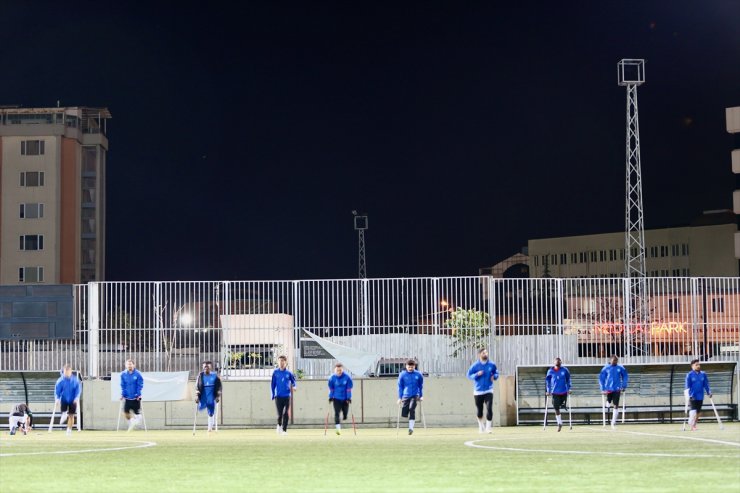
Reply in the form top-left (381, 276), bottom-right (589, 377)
top-left (276, 425), bottom-right (281, 434)
top-left (485, 425), bottom-right (492, 434)
top-left (611, 423), bottom-right (616, 430)
top-left (66, 429), bottom-right (72, 436)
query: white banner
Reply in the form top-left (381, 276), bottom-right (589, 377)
top-left (304, 330), bottom-right (379, 376)
top-left (110, 372), bottom-right (191, 402)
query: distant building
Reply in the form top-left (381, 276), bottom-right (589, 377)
top-left (526, 211), bottom-right (737, 278)
top-left (0, 106), bottom-right (111, 284)
top-left (728, 106), bottom-right (740, 259)
top-left (478, 251), bottom-right (529, 278)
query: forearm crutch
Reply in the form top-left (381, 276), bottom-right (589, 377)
top-left (396, 401), bottom-right (401, 436)
top-left (324, 405), bottom-right (330, 436)
top-left (419, 399), bottom-right (427, 430)
top-left (542, 395), bottom-right (549, 431)
top-left (48, 400), bottom-right (59, 433)
top-left (709, 397), bottom-right (724, 430)
top-left (349, 402), bottom-right (357, 435)
top-left (682, 391), bottom-right (689, 432)
top-left (191, 401), bottom-right (199, 436)
top-left (140, 401), bottom-right (147, 432)
top-left (568, 394), bottom-right (573, 431)
top-left (214, 401), bottom-right (219, 432)
top-left (621, 392), bottom-right (626, 424)
top-left (116, 399), bottom-right (124, 432)
top-left (601, 394), bottom-right (606, 427)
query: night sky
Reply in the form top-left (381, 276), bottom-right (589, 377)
top-left (2, 1), bottom-right (739, 281)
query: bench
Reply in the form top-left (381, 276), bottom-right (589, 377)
top-left (0, 371), bottom-right (82, 430)
top-left (516, 362), bottom-right (737, 425)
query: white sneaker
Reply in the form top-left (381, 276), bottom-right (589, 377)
top-left (66, 429), bottom-right (72, 436)
top-left (611, 423), bottom-right (616, 430)
top-left (276, 425), bottom-right (281, 434)
top-left (485, 425), bottom-right (492, 434)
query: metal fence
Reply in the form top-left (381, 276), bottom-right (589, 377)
top-left (1, 277), bottom-right (738, 379)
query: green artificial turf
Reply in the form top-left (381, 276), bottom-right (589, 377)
top-left (1, 424), bottom-right (738, 493)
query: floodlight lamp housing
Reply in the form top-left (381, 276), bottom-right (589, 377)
top-left (618, 59), bottom-right (645, 86)
top-left (354, 215), bottom-right (368, 230)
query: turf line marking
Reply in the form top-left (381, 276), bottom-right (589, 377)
top-left (588, 427), bottom-right (740, 448)
top-left (0, 440), bottom-right (156, 457)
top-left (463, 440), bottom-right (738, 458)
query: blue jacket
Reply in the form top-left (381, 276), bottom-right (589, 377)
top-left (599, 364), bottom-right (629, 392)
top-left (466, 360), bottom-right (499, 394)
top-left (685, 370), bottom-right (711, 400)
top-left (397, 370), bottom-right (424, 399)
top-left (120, 369), bottom-right (144, 400)
top-left (55, 375), bottom-right (81, 403)
top-left (328, 373), bottom-right (353, 401)
top-left (545, 366), bottom-right (571, 395)
top-left (271, 368), bottom-right (296, 399)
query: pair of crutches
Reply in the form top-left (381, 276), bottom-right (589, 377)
top-left (682, 393), bottom-right (724, 431)
top-left (115, 399), bottom-right (148, 432)
top-left (48, 400), bottom-right (82, 433)
top-left (601, 392), bottom-right (626, 426)
top-left (192, 400), bottom-right (219, 436)
top-left (542, 394), bottom-right (572, 431)
top-left (395, 398), bottom-right (426, 436)
top-left (323, 401), bottom-right (357, 436)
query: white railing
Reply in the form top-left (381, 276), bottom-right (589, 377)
top-left (1, 277), bottom-right (738, 378)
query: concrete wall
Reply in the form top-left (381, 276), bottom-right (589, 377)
top-left (81, 376), bottom-right (517, 430)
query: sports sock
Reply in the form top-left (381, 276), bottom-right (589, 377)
top-left (409, 419), bottom-right (415, 431)
top-left (612, 408), bottom-right (619, 424)
top-left (477, 418), bottom-right (484, 430)
top-left (689, 410), bottom-right (697, 426)
top-left (335, 424), bottom-right (341, 430)
top-left (556, 415), bottom-right (562, 425)
top-left (486, 420), bottom-right (492, 429)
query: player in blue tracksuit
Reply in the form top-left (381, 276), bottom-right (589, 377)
top-left (196, 361), bottom-right (223, 432)
top-left (120, 359), bottom-right (144, 431)
top-left (397, 359), bottom-right (424, 435)
top-left (599, 355), bottom-right (629, 428)
top-left (328, 363), bottom-right (353, 435)
top-left (54, 364), bottom-right (81, 435)
top-left (466, 348), bottom-right (498, 433)
top-left (545, 357), bottom-right (571, 432)
top-left (271, 355), bottom-right (297, 435)
top-left (685, 359), bottom-right (712, 431)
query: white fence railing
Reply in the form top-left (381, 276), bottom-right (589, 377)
top-left (1, 277), bottom-right (738, 379)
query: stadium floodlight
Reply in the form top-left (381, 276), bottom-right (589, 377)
top-left (180, 313), bottom-right (193, 326)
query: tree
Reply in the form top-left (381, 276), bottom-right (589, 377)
top-left (446, 308), bottom-right (490, 357)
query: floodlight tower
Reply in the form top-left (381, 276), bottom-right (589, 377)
top-left (618, 59), bottom-right (648, 354)
top-left (352, 211), bottom-right (368, 278)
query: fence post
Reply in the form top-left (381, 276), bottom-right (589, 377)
top-left (154, 282), bottom-right (162, 371)
top-left (222, 281), bottom-right (231, 379)
top-left (292, 281), bottom-right (300, 363)
top-left (362, 279), bottom-right (369, 336)
top-left (556, 278), bottom-right (564, 358)
top-left (88, 282), bottom-right (100, 378)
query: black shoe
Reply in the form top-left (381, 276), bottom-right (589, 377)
top-left (408, 429), bottom-right (413, 435)
top-left (343, 415), bottom-right (348, 421)
top-left (557, 424), bottom-right (562, 432)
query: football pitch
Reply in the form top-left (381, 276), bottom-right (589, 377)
top-left (1, 424), bottom-right (739, 493)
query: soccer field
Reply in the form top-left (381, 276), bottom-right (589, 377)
top-left (1, 424), bottom-right (739, 493)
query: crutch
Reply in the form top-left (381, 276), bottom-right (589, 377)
top-left (419, 399), bottom-right (427, 430)
top-left (349, 402), bottom-right (357, 436)
top-left (191, 401), bottom-right (199, 436)
top-left (214, 401), bottom-right (219, 432)
top-left (601, 393), bottom-right (606, 427)
top-left (116, 399), bottom-right (124, 432)
top-left (324, 406), bottom-right (330, 436)
top-left (48, 400), bottom-right (59, 433)
top-left (709, 397), bottom-right (725, 430)
top-left (621, 391), bottom-right (626, 424)
top-left (568, 394), bottom-right (573, 431)
top-left (396, 401), bottom-right (401, 436)
top-left (542, 394), bottom-right (549, 431)
top-left (682, 390), bottom-right (690, 432)
top-left (139, 401), bottom-right (148, 432)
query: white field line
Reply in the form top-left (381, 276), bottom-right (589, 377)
top-left (587, 427), bottom-right (740, 448)
top-left (0, 440), bottom-right (156, 457)
top-left (463, 439), bottom-right (739, 458)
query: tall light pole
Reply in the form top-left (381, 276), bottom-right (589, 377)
top-left (618, 58), bottom-right (648, 357)
top-left (352, 211), bottom-right (368, 279)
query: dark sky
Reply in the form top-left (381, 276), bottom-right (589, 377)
top-left (2, 1), bottom-right (739, 281)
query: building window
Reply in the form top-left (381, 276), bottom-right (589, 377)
top-left (19, 267), bottom-right (44, 283)
top-left (712, 298), bottom-right (724, 313)
top-left (20, 171), bottom-right (45, 187)
top-left (19, 203), bottom-right (44, 219)
top-left (661, 269), bottom-right (668, 276)
top-left (668, 298), bottom-right (680, 313)
top-left (672, 269), bottom-right (680, 276)
top-left (599, 250), bottom-right (606, 262)
top-left (580, 252), bottom-right (587, 263)
top-left (533, 255), bottom-right (539, 267)
top-left (682, 268), bottom-right (689, 276)
top-left (649, 246), bottom-right (658, 258)
top-left (671, 244), bottom-right (679, 256)
top-left (21, 140), bottom-right (45, 156)
top-left (560, 253), bottom-right (567, 265)
top-left (619, 249), bottom-right (625, 260)
top-left (551, 254), bottom-right (557, 266)
top-left (570, 253), bottom-right (577, 264)
top-left (681, 244), bottom-right (689, 256)
top-left (660, 246), bottom-right (668, 257)
top-left (590, 251), bottom-right (597, 262)
top-left (19, 235), bottom-right (44, 250)
top-left (609, 249), bottom-right (615, 261)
